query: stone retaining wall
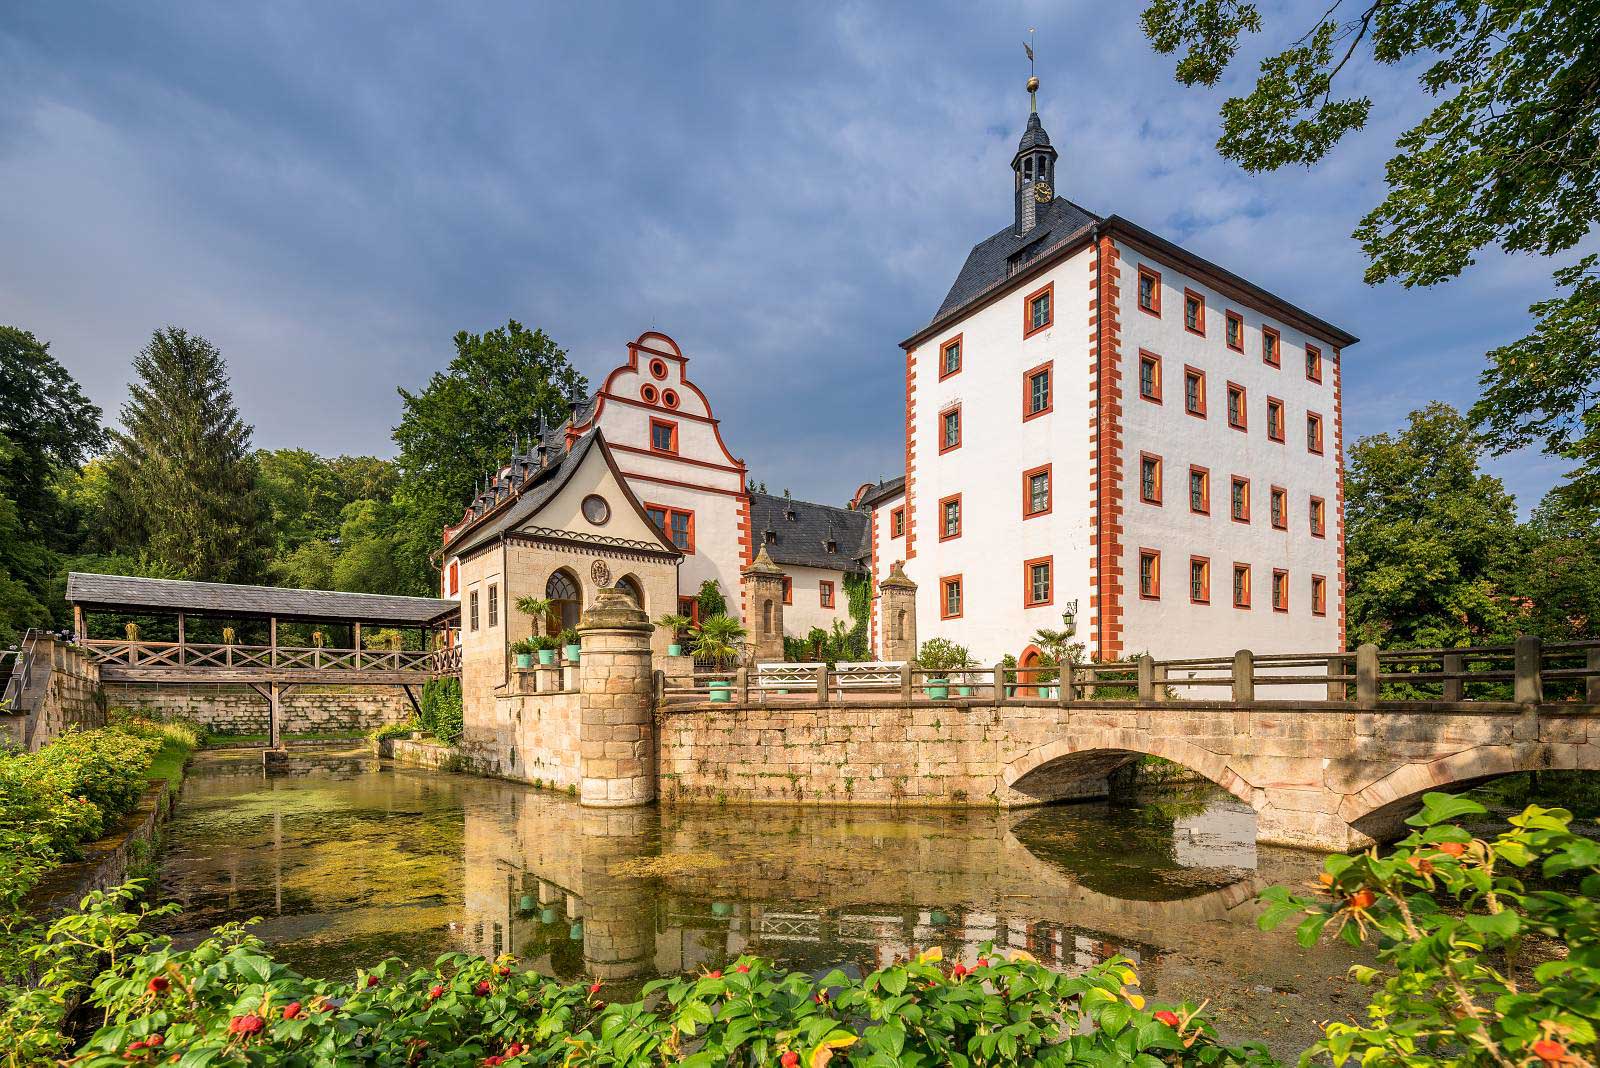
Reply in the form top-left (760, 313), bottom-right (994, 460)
top-left (102, 683), bottom-right (412, 735)
top-left (382, 736), bottom-right (464, 771)
top-left (22, 782), bottom-right (172, 919)
top-left (3, 637), bottom-right (104, 750)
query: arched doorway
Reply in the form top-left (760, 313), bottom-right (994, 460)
top-left (546, 569), bottom-right (582, 632)
top-left (616, 574), bottom-right (645, 612)
top-left (1018, 644), bottom-right (1048, 698)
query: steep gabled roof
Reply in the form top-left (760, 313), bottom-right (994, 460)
top-left (749, 492), bottom-right (871, 572)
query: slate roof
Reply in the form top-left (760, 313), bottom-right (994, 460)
top-left (1013, 111), bottom-right (1055, 158)
top-left (65, 573), bottom-right (458, 626)
top-left (749, 492), bottom-right (871, 573)
top-left (933, 196), bottom-right (1101, 321)
top-left (854, 476), bottom-right (905, 511)
top-left (443, 429), bottom-right (680, 561)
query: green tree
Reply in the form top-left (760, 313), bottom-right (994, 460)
top-left (269, 540), bottom-right (336, 591)
top-left (256, 449), bottom-right (348, 552)
top-left (392, 320), bottom-right (586, 592)
top-left (1142, 0), bottom-right (1600, 497)
top-left (330, 499), bottom-right (402, 593)
top-left (1344, 403), bottom-right (1521, 647)
top-left (0, 327), bottom-right (105, 538)
top-left (102, 328), bottom-right (268, 582)
top-left (1509, 490), bottom-right (1600, 641)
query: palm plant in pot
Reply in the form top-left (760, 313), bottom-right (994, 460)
top-left (916, 637), bottom-right (970, 700)
top-left (1030, 627), bottom-right (1082, 699)
top-left (534, 633), bottom-right (558, 665)
top-left (654, 613), bottom-right (692, 657)
top-left (510, 637), bottom-right (537, 670)
top-left (558, 627), bottom-right (581, 663)
top-left (516, 596), bottom-right (559, 635)
top-left (692, 614), bottom-right (747, 701)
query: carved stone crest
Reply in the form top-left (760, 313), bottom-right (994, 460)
top-left (590, 559), bottom-right (611, 587)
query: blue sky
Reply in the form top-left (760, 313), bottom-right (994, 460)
top-left (0, 2), bottom-right (1571, 512)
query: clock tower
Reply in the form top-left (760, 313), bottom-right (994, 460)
top-left (1012, 75), bottom-right (1058, 237)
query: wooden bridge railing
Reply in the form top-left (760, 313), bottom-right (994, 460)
top-left (80, 639), bottom-right (442, 675)
top-left (659, 636), bottom-right (1600, 710)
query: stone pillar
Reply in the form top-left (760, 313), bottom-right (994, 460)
top-left (878, 561), bottom-right (917, 662)
top-left (577, 587), bottom-right (655, 807)
top-left (741, 546), bottom-right (786, 664)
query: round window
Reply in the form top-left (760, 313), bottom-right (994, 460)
top-left (581, 494), bottom-right (610, 525)
top-left (662, 389), bottom-right (680, 409)
top-left (649, 358), bottom-right (668, 380)
top-left (640, 384), bottom-right (658, 403)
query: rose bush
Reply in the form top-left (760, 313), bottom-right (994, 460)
top-left (62, 912), bottom-right (1271, 1066)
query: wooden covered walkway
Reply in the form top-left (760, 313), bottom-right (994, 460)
top-left (66, 573), bottom-right (461, 748)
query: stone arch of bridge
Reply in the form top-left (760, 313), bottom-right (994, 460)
top-left (1339, 743), bottom-right (1582, 842)
top-left (1002, 732), bottom-right (1259, 810)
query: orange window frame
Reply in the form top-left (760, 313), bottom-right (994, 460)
top-left (1189, 556), bottom-right (1211, 605)
top-left (1023, 555), bottom-right (1054, 608)
top-left (1022, 463), bottom-right (1053, 519)
top-left (1266, 396), bottom-right (1286, 442)
top-left (1306, 344), bottom-right (1323, 383)
top-left (1310, 495), bottom-right (1327, 538)
top-left (1225, 310), bottom-right (1244, 353)
top-left (1138, 350), bottom-right (1163, 403)
top-left (938, 404), bottom-right (962, 454)
top-left (819, 580), bottom-right (835, 608)
top-left (1139, 452), bottom-right (1163, 506)
top-left (781, 575), bottom-right (793, 605)
top-left (1262, 325), bottom-right (1281, 367)
top-left (1270, 485), bottom-right (1288, 530)
top-left (649, 417), bottom-right (679, 455)
top-left (1307, 411), bottom-right (1325, 454)
top-left (1272, 568), bottom-right (1290, 612)
top-left (1138, 548), bottom-right (1161, 600)
top-left (938, 492), bottom-right (962, 541)
top-left (939, 574), bottom-right (964, 620)
top-left (1230, 475), bottom-right (1251, 524)
top-left (1137, 265), bottom-right (1162, 317)
top-left (1311, 574), bottom-right (1328, 616)
top-left (1188, 464), bottom-right (1210, 515)
top-left (1227, 382), bottom-right (1248, 431)
top-left (890, 505), bottom-right (905, 538)
top-left (1183, 365), bottom-right (1207, 418)
top-left (1233, 563), bottom-right (1252, 609)
top-left (1023, 360), bottom-right (1053, 421)
top-left (1183, 288), bottom-right (1206, 336)
top-left (645, 502), bottom-right (696, 553)
top-left (939, 333), bottom-right (963, 381)
top-left (1023, 281), bottom-right (1054, 338)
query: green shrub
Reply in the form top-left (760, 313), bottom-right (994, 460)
top-left (59, 908), bottom-right (1269, 1066)
top-left (368, 719), bottom-right (419, 744)
top-left (1260, 792), bottom-right (1600, 1065)
top-left (419, 677), bottom-right (463, 745)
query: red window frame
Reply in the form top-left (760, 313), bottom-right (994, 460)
top-left (1189, 556), bottom-right (1211, 605)
top-left (780, 575), bottom-right (793, 604)
top-left (1183, 365), bottom-right (1207, 418)
top-left (1022, 360), bottom-right (1053, 421)
top-left (819, 580), bottom-right (835, 609)
top-left (1138, 452), bottom-right (1163, 506)
top-left (678, 596), bottom-right (701, 624)
top-left (1272, 568), bottom-right (1290, 612)
top-left (1307, 411), bottom-right (1325, 454)
top-left (649, 417), bottom-right (679, 455)
top-left (645, 502), bottom-right (696, 553)
top-left (1270, 485), bottom-right (1288, 530)
top-left (938, 492), bottom-right (963, 541)
top-left (939, 333), bottom-right (963, 381)
top-left (1232, 563), bottom-right (1252, 609)
top-left (1230, 475), bottom-right (1251, 524)
top-left (447, 560), bottom-right (459, 596)
top-left (1023, 281), bottom-right (1054, 339)
top-left (890, 505), bottom-right (905, 538)
top-left (1138, 350), bottom-right (1163, 403)
top-left (940, 574), bottom-right (964, 620)
top-left (1023, 555), bottom-right (1054, 608)
top-left (938, 404), bottom-right (962, 454)
top-left (1138, 548), bottom-right (1161, 600)
top-left (1188, 464), bottom-right (1210, 515)
top-left (1311, 574), bottom-right (1328, 616)
top-left (1183, 288), bottom-right (1206, 336)
top-left (1305, 344), bottom-right (1323, 383)
top-left (1266, 396), bottom-right (1286, 443)
top-left (1022, 462), bottom-right (1053, 519)
top-left (1225, 310), bottom-right (1244, 353)
top-left (1262, 325), bottom-right (1281, 367)
top-left (1310, 495), bottom-right (1327, 538)
top-left (1227, 382), bottom-right (1248, 431)
top-left (1137, 265), bottom-right (1162, 317)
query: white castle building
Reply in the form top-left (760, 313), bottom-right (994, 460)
top-left (439, 79), bottom-right (1353, 672)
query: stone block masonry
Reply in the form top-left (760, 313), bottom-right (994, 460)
top-left (101, 682), bottom-right (412, 735)
top-left (3, 636), bottom-right (104, 750)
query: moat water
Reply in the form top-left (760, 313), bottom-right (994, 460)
top-left (155, 746), bottom-right (1370, 1056)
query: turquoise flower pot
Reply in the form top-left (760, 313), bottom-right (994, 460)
top-left (538, 648), bottom-right (556, 665)
top-left (515, 653), bottom-right (533, 669)
top-left (564, 644), bottom-right (581, 663)
top-left (925, 677), bottom-right (950, 700)
top-left (709, 680), bottom-right (731, 703)
top-left (668, 643), bottom-right (683, 657)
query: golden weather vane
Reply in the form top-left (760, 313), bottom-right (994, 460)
top-left (1024, 28), bottom-right (1039, 110)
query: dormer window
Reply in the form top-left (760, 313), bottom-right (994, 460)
top-left (825, 539), bottom-right (838, 554)
top-left (764, 529), bottom-right (776, 545)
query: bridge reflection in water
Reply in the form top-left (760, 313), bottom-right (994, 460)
top-left (155, 748), bottom-right (1352, 1050)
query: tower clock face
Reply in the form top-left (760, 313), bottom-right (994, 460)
top-left (1033, 180), bottom-right (1053, 203)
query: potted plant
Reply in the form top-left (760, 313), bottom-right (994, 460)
top-left (1000, 653), bottom-right (1018, 698)
top-left (222, 626), bottom-right (236, 645)
top-left (559, 627), bottom-right (581, 663)
top-left (654, 613), bottom-right (692, 657)
top-left (124, 621), bottom-right (140, 641)
top-left (954, 647), bottom-right (979, 697)
top-left (535, 634), bottom-right (558, 665)
top-left (510, 638), bottom-right (536, 670)
top-left (516, 596), bottom-right (560, 639)
top-left (692, 614), bottom-right (747, 702)
top-left (917, 637), bottom-right (969, 700)
top-left (1031, 627), bottom-right (1082, 700)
